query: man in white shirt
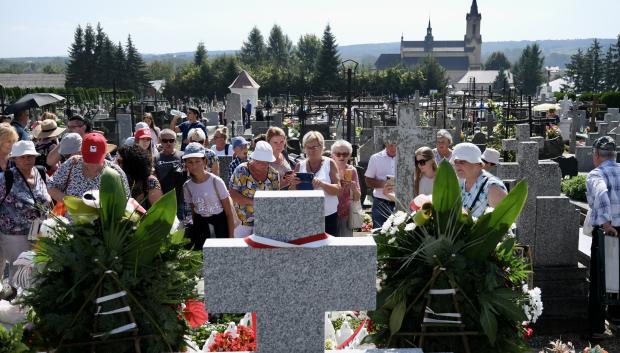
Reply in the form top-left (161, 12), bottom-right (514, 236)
top-left (365, 143), bottom-right (397, 228)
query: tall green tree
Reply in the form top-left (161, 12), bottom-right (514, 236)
top-left (112, 41), bottom-right (127, 89)
top-left (512, 44), bottom-right (544, 95)
top-left (314, 24), bottom-right (341, 93)
top-left (603, 45), bottom-right (616, 91)
top-left (148, 60), bottom-right (175, 82)
top-left (564, 48), bottom-right (586, 93)
top-left (240, 27), bottom-right (266, 68)
top-left (66, 25), bottom-right (85, 88)
top-left (267, 24), bottom-right (292, 67)
top-left (194, 42), bottom-right (207, 66)
top-left (82, 24), bottom-right (97, 87)
top-left (295, 34), bottom-right (321, 75)
top-left (484, 51), bottom-right (511, 71)
top-left (613, 35), bottom-right (620, 91)
top-left (125, 35), bottom-right (150, 91)
top-left (418, 56), bottom-right (448, 94)
top-left (584, 39), bottom-right (604, 92)
top-left (492, 69), bottom-right (510, 93)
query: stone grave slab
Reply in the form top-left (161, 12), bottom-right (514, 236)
top-left (251, 120), bottom-right (270, 136)
top-left (204, 190), bottom-right (377, 353)
top-left (206, 112), bottom-right (220, 126)
top-left (534, 196), bottom-right (580, 266)
top-left (568, 110), bottom-right (586, 154)
top-left (497, 141), bottom-right (561, 248)
top-left (374, 100), bottom-right (454, 206)
top-left (218, 155), bottom-right (233, 185)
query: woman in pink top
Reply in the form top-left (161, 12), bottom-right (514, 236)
top-left (331, 140), bottom-right (360, 237)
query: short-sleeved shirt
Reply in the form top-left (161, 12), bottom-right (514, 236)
top-left (11, 121), bottom-right (30, 141)
top-left (130, 175), bottom-right (161, 210)
top-left (205, 148), bottom-right (219, 169)
top-left (229, 162), bottom-right (280, 226)
top-left (337, 166), bottom-right (360, 218)
top-left (460, 170), bottom-right (507, 218)
top-left (183, 174), bottom-right (229, 217)
top-left (154, 150), bottom-right (186, 209)
top-left (0, 167), bottom-right (51, 235)
top-left (49, 157), bottom-right (130, 199)
top-left (365, 149), bottom-right (396, 200)
top-left (432, 148), bottom-right (452, 166)
top-left (229, 156), bottom-right (246, 178)
top-left (587, 159), bottom-right (620, 227)
top-left (178, 121), bottom-right (207, 151)
top-left (270, 158), bottom-right (292, 180)
top-left (211, 144), bottom-right (234, 157)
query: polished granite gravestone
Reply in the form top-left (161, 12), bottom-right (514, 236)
top-left (204, 190), bottom-right (393, 352)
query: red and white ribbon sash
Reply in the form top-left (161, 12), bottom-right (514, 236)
top-left (243, 233), bottom-right (333, 248)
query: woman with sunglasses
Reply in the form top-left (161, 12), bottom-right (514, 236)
top-left (414, 147), bottom-right (437, 196)
top-left (331, 140), bottom-right (360, 237)
top-left (154, 129), bottom-right (186, 219)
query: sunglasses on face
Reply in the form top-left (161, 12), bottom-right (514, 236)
top-left (416, 158), bottom-right (431, 166)
top-left (333, 152), bottom-right (349, 157)
top-left (161, 139), bottom-right (175, 144)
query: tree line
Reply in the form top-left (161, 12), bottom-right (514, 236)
top-left (163, 24), bottom-right (449, 100)
top-left (564, 36), bottom-right (620, 93)
top-left (65, 23), bottom-right (150, 91)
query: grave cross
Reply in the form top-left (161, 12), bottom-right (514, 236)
top-left (203, 191), bottom-right (377, 353)
top-left (501, 124), bottom-right (544, 154)
top-left (569, 110), bottom-right (586, 154)
top-left (497, 141), bottom-right (562, 251)
top-left (374, 93), bottom-right (455, 205)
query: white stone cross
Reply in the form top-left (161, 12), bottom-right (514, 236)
top-left (569, 110), bottom-right (586, 154)
top-left (374, 99), bottom-right (455, 205)
top-left (203, 190), bottom-right (379, 353)
top-left (497, 141), bottom-right (562, 251)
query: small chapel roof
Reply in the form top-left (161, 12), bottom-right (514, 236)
top-left (228, 70), bottom-right (260, 89)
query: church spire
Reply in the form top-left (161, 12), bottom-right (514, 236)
top-left (470, 0), bottom-right (479, 15)
top-left (426, 18), bottom-right (432, 37)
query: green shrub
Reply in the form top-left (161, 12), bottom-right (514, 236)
top-left (561, 175), bottom-right (587, 202)
top-left (600, 92), bottom-right (620, 108)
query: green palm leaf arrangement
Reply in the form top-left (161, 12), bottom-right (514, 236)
top-left (367, 160), bottom-right (532, 353)
top-left (23, 167), bottom-right (202, 353)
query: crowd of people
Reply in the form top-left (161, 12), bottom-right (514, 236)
top-left (365, 128), bottom-right (506, 228)
top-left (0, 107), bottom-right (514, 300)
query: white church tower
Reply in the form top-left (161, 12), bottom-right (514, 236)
top-left (464, 0), bottom-right (482, 69)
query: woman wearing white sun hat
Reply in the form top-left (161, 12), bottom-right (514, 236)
top-left (229, 141), bottom-right (280, 237)
top-left (451, 143), bottom-right (507, 218)
top-left (0, 140), bottom-right (51, 293)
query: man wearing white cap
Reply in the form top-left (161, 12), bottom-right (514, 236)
top-left (452, 143), bottom-right (507, 218)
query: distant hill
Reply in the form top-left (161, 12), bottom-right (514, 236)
top-left (1, 38), bottom-right (616, 73)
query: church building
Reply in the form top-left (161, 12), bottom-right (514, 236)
top-left (375, 0), bottom-right (482, 83)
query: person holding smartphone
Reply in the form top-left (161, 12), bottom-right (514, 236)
top-left (365, 142), bottom-right (397, 228)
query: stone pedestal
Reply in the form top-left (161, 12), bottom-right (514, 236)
top-left (532, 265), bottom-right (589, 334)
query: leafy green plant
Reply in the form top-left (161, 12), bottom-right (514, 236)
top-left (561, 175), bottom-right (587, 202)
top-left (23, 168), bottom-right (202, 353)
top-left (0, 324), bottom-right (29, 353)
top-left (365, 161), bottom-right (530, 353)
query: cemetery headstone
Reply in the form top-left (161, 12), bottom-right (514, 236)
top-left (568, 110), bottom-right (586, 154)
top-left (203, 190), bottom-right (380, 353)
top-left (218, 155), bottom-right (234, 186)
top-left (226, 92), bottom-right (243, 133)
top-left (206, 112), bottom-right (220, 126)
top-left (501, 124), bottom-right (544, 155)
top-left (576, 121), bottom-right (618, 172)
top-left (374, 100), bottom-right (454, 206)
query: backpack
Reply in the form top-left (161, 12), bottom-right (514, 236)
top-left (35, 141), bottom-right (55, 170)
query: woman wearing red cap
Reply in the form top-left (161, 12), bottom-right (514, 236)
top-left (48, 133), bottom-right (130, 207)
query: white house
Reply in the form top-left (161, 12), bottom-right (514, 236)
top-left (453, 70), bottom-right (514, 92)
top-left (228, 70), bottom-right (260, 117)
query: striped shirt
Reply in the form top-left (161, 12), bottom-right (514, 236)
top-left (460, 170), bottom-right (506, 218)
top-left (586, 159), bottom-right (620, 227)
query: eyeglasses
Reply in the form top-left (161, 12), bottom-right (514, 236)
top-left (161, 139), bottom-right (176, 144)
top-left (333, 152), bottom-right (349, 157)
top-left (305, 145), bottom-right (322, 151)
top-left (416, 158), bottom-right (431, 166)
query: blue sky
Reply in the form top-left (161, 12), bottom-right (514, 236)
top-left (2, 0), bottom-right (619, 57)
